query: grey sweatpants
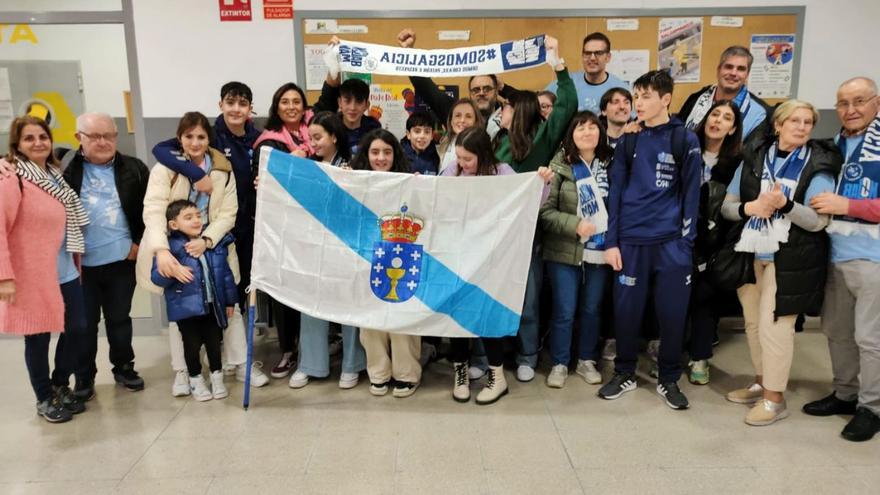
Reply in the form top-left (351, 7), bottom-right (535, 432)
top-left (821, 260), bottom-right (880, 415)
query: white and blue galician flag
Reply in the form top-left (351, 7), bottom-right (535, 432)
top-left (251, 149), bottom-right (543, 338)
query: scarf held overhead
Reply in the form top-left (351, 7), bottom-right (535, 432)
top-left (15, 158), bottom-right (89, 253)
top-left (827, 117), bottom-right (880, 238)
top-left (735, 144), bottom-right (810, 254)
top-left (332, 35), bottom-right (547, 78)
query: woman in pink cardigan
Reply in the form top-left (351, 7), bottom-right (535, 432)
top-left (0, 116), bottom-right (90, 423)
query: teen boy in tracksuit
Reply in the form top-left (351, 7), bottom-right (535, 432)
top-left (598, 70), bottom-right (702, 410)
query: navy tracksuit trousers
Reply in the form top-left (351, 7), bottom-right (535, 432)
top-left (613, 239), bottom-right (693, 383)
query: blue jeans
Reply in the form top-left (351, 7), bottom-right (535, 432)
top-left (25, 279), bottom-right (87, 401)
top-left (547, 261), bottom-right (609, 366)
top-left (298, 314), bottom-right (366, 377)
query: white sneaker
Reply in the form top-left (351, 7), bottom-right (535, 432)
top-left (516, 365), bottom-right (535, 382)
top-left (236, 362), bottom-right (269, 387)
top-left (338, 372), bottom-right (359, 389)
top-left (189, 375), bottom-right (212, 402)
top-left (210, 371), bottom-right (228, 399)
top-left (601, 339), bottom-right (617, 361)
top-left (172, 370), bottom-right (191, 397)
top-left (289, 370), bottom-right (309, 389)
top-left (546, 364), bottom-right (568, 388)
top-left (468, 365), bottom-right (486, 380)
top-left (576, 360), bottom-right (603, 384)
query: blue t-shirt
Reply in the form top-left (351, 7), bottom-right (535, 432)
top-left (727, 159), bottom-right (836, 261)
top-left (545, 71), bottom-right (628, 114)
top-left (189, 154), bottom-right (212, 224)
top-left (47, 176), bottom-right (79, 284)
top-left (80, 161), bottom-right (132, 267)
top-left (831, 133), bottom-right (880, 263)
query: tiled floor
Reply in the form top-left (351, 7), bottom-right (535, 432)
top-left (1, 323), bottom-right (878, 495)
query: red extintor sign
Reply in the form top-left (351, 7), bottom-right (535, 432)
top-left (219, 0), bottom-right (252, 22)
top-left (263, 0), bottom-right (294, 20)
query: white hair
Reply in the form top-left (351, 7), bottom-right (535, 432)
top-left (76, 112), bottom-right (117, 133)
top-left (839, 77), bottom-right (878, 95)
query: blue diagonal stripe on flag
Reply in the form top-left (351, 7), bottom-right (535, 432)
top-left (265, 149), bottom-right (521, 337)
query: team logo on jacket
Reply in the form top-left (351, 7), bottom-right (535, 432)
top-left (370, 204), bottom-right (424, 303)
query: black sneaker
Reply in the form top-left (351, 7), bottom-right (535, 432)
top-left (598, 372), bottom-right (637, 400)
top-left (36, 395), bottom-right (73, 423)
top-left (114, 366), bottom-right (145, 391)
top-left (73, 378), bottom-right (96, 401)
top-left (52, 386), bottom-right (85, 415)
top-left (841, 407), bottom-right (880, 442)
top-left (803, 392), bottom-right (857, 417)
top-left (657, 381), bottom-right (689, 410)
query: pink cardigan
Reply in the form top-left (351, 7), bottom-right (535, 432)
top-left (0, 175), bottom-right (66, 335)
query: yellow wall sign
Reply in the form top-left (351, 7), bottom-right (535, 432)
top-left (0, 24), bottom-right (38, 44)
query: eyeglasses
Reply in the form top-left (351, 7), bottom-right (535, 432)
top-left (469, 85), bottom-right (495, 95)
top-left (78, 131), bottom-right (118, 142)
top-left (834, 95), bottom-right (877, 111)
top-left (582, 50), bottom-right (609, 59)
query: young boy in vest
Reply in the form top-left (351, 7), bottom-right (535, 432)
top-left (598, 70), bottom-right (702, 410)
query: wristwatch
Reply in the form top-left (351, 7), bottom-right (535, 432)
top-left (201, 236), bottom-right (214, 249)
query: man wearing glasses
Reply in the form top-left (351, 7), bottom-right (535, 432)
top-left (544, 32), bottom-right (628, 113)
top-left (677, 45), bottom-right (770, 141)
top-left (803, 77), bottom-right (880, 442)
top-left (62, 113), bottom-right (150, 400)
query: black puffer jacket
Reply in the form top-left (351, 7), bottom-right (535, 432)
top-left (728, 135), bottom-right (842, 317)
top-left (695, 152), bottom-right (741, 270)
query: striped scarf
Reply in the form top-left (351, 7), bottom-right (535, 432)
top-left (15, 157), bottom-right (89, 253)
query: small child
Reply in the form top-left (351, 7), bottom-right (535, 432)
top-left (401, 111), bottom-right (440, 175)
top-left (152, 200), bottom-right (239, 401)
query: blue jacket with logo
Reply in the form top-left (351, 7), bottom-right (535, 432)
top-left (401, 138), bottom-right (439, 175)
top-left (151, 232), bottom-right (239, 328)
top-left (606, 118), bottom-right (702, 248)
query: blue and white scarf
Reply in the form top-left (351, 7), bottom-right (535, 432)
top-left (188, 153), bottom-right (213, 225)
top-left (827, 117), bottom-right (880, 238)
top-left (685, 85), bottom-right (752, 131)
top-left (572, 158), bottom-right (609, 264)
top-left (735, 143), bottom-right (810, 254)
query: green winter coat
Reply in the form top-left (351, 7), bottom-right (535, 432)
top-left (495, 68), bottom-right (578, 173)
top-left (540, 151), bottom-right (583, 265)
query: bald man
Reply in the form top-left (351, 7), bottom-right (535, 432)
top-left (803, 77), bottom-right (880, 442)
top-left (62, 112), bottom-right (149, 399)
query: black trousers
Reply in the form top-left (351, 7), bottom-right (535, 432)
top-left (81, 260), bottom-right (137, 378)
top-left (449, 337), bottom-right (504, 367)
top-left (177, 313), bottom-right (223, 376)
top-left (271, 297), bottom-right (300, 353)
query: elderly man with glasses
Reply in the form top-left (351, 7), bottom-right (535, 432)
top-left (59, 112), bottom-right (150, 400)
top-left (544, 31), bottom-right (628, 113)
top-left (803, 77), bottom-right (880, 442)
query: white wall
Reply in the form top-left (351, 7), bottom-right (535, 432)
top-left (0, 24), bottom-right (130, 116)
top-left (131, 0), bottom-right (879, 116)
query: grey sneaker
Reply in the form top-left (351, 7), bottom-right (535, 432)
top-left (36, 395), bottom-right (73, 423)
top-left (546, 364), bottom-right (568, 388)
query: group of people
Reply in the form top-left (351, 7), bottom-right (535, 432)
top-left (0, 27), bottom-right (877, 444)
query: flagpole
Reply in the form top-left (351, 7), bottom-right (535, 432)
top-left (243, 289), bottom-right (257, 410)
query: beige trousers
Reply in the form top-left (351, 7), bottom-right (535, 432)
top-left (359, 329), bottom-right (422, 384)
top-left (736, 260), bottom-right (797, 392)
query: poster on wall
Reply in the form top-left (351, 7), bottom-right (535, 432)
top-left (304, 44), bottom-right (329, 90)
top-left (607, 49), bottom-right (650, 87)
top-left (366, 84), bottom-right (459, 139)
top-left (218, 0), bottom-right (252, 22)
top-left (748, 34), bottom-right (796, 98)
top-left (658, 17), bottom-right (703, 83)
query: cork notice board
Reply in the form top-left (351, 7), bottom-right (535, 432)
top-left (296, 9), bottom-right (803, 111)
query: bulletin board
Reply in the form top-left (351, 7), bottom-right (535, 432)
top-left (294, 8), bottom-right (804, 112)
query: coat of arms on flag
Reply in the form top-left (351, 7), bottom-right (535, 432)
top-left (371, 205), bottom-right (423, 303)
